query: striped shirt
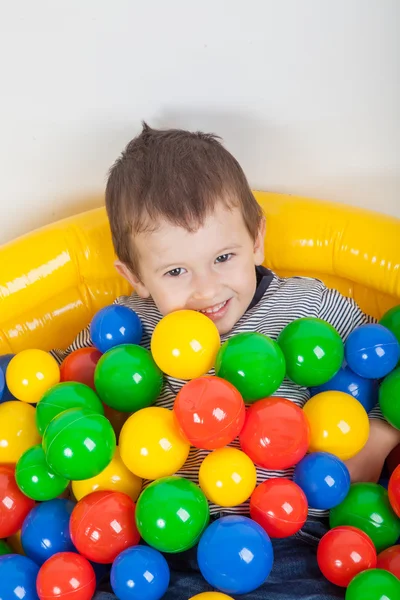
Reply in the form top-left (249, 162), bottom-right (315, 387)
top-left (52, 267), bottom-right (381, 518)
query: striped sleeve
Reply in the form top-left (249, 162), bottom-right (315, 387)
top-left (318, 286), bottom-right (385, 421)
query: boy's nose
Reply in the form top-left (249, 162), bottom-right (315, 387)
top-left (191, 272), bottom-right (220, 303)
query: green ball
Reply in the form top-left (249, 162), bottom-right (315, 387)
top-left (16, 444), bottom-right (69, 501)
top-left (43, 407), bottom-right (116, 480)
top-left (36, 382), bottom-right (104, 435)
top-left (0, 540), bottom-right (12, 556)
top-left (94, 344), bottom-right (163, 412)
top-left (379, 367), bottom-right (400, 429)
top-left (136, 476), bottom-right (209, 553)
top-left (215, 332), bottom-right (286, 402)
top-left (277, 318), bottom-right (344, 387)
top-left (345, 569), bottom-right (400, 600)
top-left (330, 482), bottom-right (400, 553)
top-left (380, 304), bottom-right (400, 346)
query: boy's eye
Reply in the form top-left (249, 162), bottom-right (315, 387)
top-left (215, 253), bottom-right (232, 264)
top-left (166, 268), bottom-right (185, 277)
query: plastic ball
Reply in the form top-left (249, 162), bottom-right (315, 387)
top-left (119, 407), bottom-right (190, 480)
top-left (197, 515), bottom-right (273, 595)
top-left (110, 546), bottom-right (170, 600)
top-left (310, 364), bottom-right (378, 413)
top-left (0, 401), bottom-right (41, 464)
top-left (345, 568), bottom-right (400, 600)
top-left (0, 540), bottom-right (11, 556)
top-left (70, 490), bottom-right (140, 563)
top-left (103, 403), bottom-right (130, 440)
top-left (277, 318), bottom-right (344, 386)
top-left (215, 332), bottom-right (285, 402)
top-left (60, 346), bottom-right (102, 389)
top-left (21, 499), bottom-right (75, 565)
top-left (379, 367), bottom-right (400, 430)
top-left (0, 368), bottom-right (4, 401)
top-left (388, 464), bottom-right (400, 517)
top-left (136, 476), bottom-right (209, 553)
top-left (174, 376), bottom-right (245, 450)
top-left (345, 323), bottom-right (400, 380)
top-left (6, 529), bottom-right (24, 555)
top-left (94, 344), bottom-right (163, 412)
top-left (199, 447), bottom-right (257, 507)
top-left (90, 305), bottom-right (143, 353)
top-left (293, 451), bottom-right (350, 510)
top-left (317, 526), bottom-right (377, 587)
top-left (303, 391), bottom-right (369, 460)
top-left (151, 310), bottom-right (220, 380)
top-left (36, 381), bottom-right (104, 435)
top-left (0, 465), bottom-right (35, 537)
top-left (0, 554), bottom-right (39, 600)
top-left (377, 545), bottom-right (400, 578)
top-left (330, 483), bottom-right (400, 553)
top-left (36, 552), bottom-right (96, 600)
top-left (72, 446), bottom-right (142, 502)
top-left (0, 353), bottom-right (17, 402)
top-left (16, 444), bottom-right (69, 501)
top-left (380, 304), bottom-right (400, 346)
top-left (239, 397), bottom-right (310, 470)
top-left (190, 595), bottom-right (234, 600)
top-left (6, 349), bottom-right (60, 404)
top-left (43, 407), bottom-right (116, 480)
top-left (250, 478), bottom-right (308, 538)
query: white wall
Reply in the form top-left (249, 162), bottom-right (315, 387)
top-left (0, 0), bottom-right (399, 244)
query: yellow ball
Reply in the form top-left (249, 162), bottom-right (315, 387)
top-left (0, 401), bottom-right (41, 464)
top-left (151, 310), bottom-right (220, 380)
top-left (72, 446), bottom-right (142, 502)
top-left (199, 447), bottom-right (257, 507)
top-left (190, 594), bottom-right (235, 600)
top-left (6, 349), bottom-right (60, 404)
top-left (303, 390), bottom-right (369, 460)
top-left (119, 407), bottom-right (190, 479)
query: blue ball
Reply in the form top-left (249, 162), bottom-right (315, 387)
top-left (0, 354), bottom-right (17, 403)
top-left (21, 498), bottom-right (76, 565)
top-left (0, 554), bottom-right (39, 600)
top-left (310, 364), bottom-right (378, 412)
top-left (345, 324), bottom-right (400, 379)
top-left (111, 546), bottom-right (170, 600)
top-left (0, 368), bottom-right (4, 401)
top-left (90, 305), bottom-right (143, 353)
top-left (293, 452), bottom-right (350, 510)
top-left (197, 515), bottom-right (273, 595)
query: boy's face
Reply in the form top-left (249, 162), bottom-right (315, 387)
top-left (116, 203), bottom-right (266, 335)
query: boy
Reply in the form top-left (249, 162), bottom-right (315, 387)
top-left (54, 123), bottom-right (400, 599)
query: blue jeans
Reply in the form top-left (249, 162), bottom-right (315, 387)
top-left (94, 519), bottom-right (343, 600)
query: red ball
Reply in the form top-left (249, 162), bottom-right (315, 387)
top-left (70, 490), bottom-right (140, 563)
top-left (0, 464), bottom-right (35, 537)
top-left (60, 347), bottom-right (102, 390)
top-left (389, 464), bottom-right (400, 517)
top-left (239, 397), bottom-right (310, 469)
top-left (377, 545), bottom-right (400, 579)
top-left (36, 552), bottom-right (96, 600)
top-left (250, 478), bottom-right (308, 538)
top-left (317, 526), bottom-right (377, 587)
top-left (174, 376), bottom-right (245, 450)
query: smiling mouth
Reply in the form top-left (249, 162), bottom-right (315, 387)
top-left (198, 300), bottom-right (228, 315)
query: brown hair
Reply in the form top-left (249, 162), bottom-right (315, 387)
top-left (105, 122), bottom-right (264, 274)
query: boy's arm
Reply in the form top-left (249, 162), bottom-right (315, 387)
top-left (318, 286), bottom-right (400, 482)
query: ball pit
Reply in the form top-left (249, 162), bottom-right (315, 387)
top-left (36, 552), bottom-right (96, 600)
top-left (90, 304), bottom-right (143, 353)
top-left (197, 515), bottom-right (274, 595)
top-left (135, 476), bottom-right (209, 553)
top-left (151, 310), bottom-right (220, 379)
top-left (345, 568), bottom-right (400, 600)
top-left (239, 397), bottom-right (310, 470)
top-left (70, 490), bottom-right (140, 564)
top-left (21, 498), bottom-right (75, 565)
top-left (215, 332), bottom-right (285, 402)
top-left (0, 554), bottom-right (39, 600)
top-left (16, 444), bottom-right (69, 501)
top-left (0, 464), bottom-right (35, 537)
top-left (6, 349), bottom-right (60, 404)
top-left (303, 390), bottom-right (369, 460)
top-left (345, 323), bottom-right (400, 379)
top-left (60, 346), bottom-right (102, 389)
top-left (94, 344), bottom-right (163, 412)
top-left (0, 400), bottom-right (41, 464)
top-left (110, 546), bottom-right (170, 600)
top-left (173, 376), bottom-right (245, 449)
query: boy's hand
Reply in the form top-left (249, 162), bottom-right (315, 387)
top-left (344, 419), bottom-right (400, 484)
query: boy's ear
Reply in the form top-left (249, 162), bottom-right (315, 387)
top-left (114, 260), bottom-right (151, 299)
top-left (253, 217), bottom-right (266, 265)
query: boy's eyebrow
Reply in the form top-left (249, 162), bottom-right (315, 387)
top-left (155, 244), bottom-right (243, 273)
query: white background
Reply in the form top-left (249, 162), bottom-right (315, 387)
top-left (0, 0), bottom-right (399, 244)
